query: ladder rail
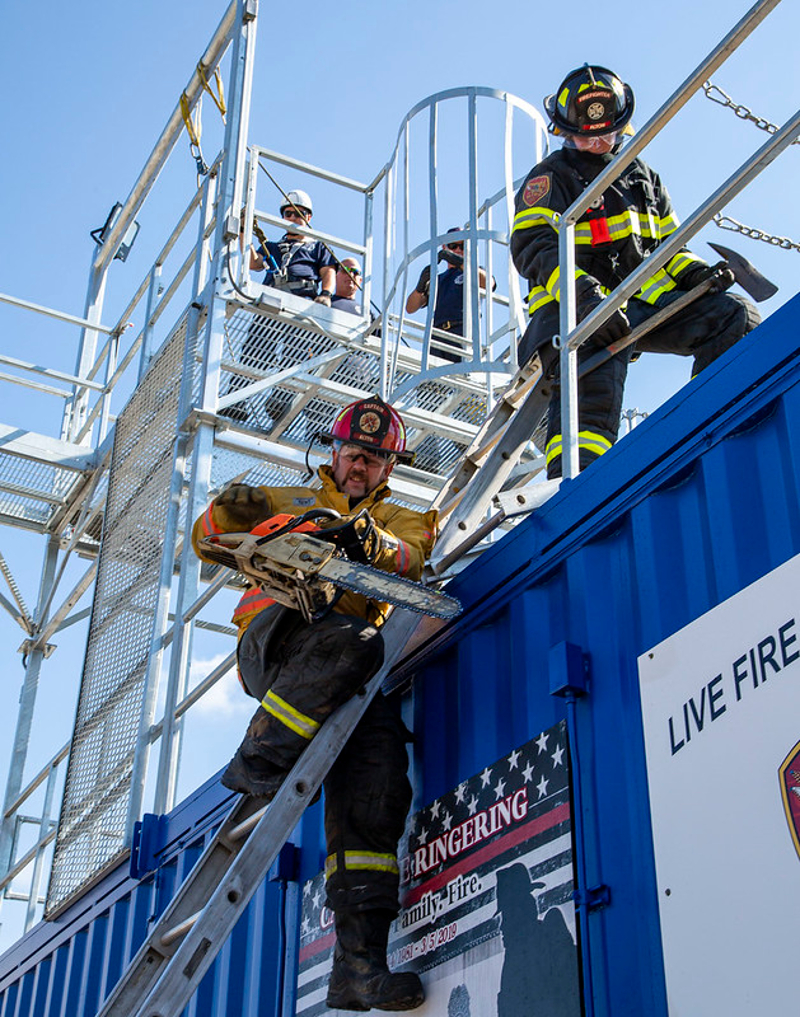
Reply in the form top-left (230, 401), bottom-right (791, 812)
top-left (96, 609), bottom-right (422, 1017)
top-left (429, 354), bottom-right (543, 516)
top-left (429, 277), bottom-right (719, 565)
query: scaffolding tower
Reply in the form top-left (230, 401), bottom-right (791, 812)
top-left (0, 0), bottom-right (548, 932)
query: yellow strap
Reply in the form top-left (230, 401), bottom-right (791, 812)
top-left (197, 63), bottom-right (227, 122)
top-left (179, 91), bottom-right (202, 148)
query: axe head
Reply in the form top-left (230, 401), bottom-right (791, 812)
top-left (707, 242), bottom-right (778, 302)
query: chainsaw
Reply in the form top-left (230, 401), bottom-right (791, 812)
top-left (198, 508), bottom-right (461, 624)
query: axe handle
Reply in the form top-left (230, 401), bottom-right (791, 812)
top-left (578, 277), bottom-right (716, 379)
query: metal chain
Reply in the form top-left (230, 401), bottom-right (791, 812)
top-left (702, 81), bottom-right (800, 146)
top-left (713, 213), bottom-right (800, 253)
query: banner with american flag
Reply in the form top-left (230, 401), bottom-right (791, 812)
top-left (295, 720), bottom-right (581, 1016)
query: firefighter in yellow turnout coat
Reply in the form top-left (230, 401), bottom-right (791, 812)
top-left (192, 396), bottom-right (434, 1012)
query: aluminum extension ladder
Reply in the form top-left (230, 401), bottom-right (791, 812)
top-left (97, 276), bottom-right (714, 1016)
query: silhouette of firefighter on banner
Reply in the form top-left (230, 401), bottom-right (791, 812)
top-left (495, 862), bottom-right (581, 1016)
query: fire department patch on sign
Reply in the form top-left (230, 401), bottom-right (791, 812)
top-left (522, 174), bottom-right (550, 207)
top-left (779, 739), bottom-right (800, 861)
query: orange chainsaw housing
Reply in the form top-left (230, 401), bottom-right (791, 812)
top-left (250, 514), bottom-right (320, 538)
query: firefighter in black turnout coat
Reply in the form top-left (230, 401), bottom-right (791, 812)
top-left (511, 65), bottom-right (760, 478)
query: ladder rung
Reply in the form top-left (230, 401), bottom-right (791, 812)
top-left (228, 803), bottom-right (268, 842)
top-left (161, 910), bottom-right (202, 948)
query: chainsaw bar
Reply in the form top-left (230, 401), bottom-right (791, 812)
top-left (199, 531), bottom-right (461, 620)
top-left (318, 555), bottom-right (461, 619)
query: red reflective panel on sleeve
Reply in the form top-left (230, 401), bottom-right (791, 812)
top-left (395, 539), bottom-right (410, 575)
top-left (203, 504), bottom-right (222, 535)
top-left (232, 587), bottom-right (275, 621)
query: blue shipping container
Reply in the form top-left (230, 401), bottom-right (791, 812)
top-left (3, 293), bottom-right (800, 1016)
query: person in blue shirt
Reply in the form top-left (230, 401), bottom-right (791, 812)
top-left (331, 258), bottom-right (366, 315)
top-left (249, 188), bottom-right (336, 304)
top-left (405, 228), bottom-right (493, 363)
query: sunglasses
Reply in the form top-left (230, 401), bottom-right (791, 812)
top-left (282, 207), bottom-right (307, 219)
top-left (447, 242), bottom-right (464, 251)
top-left (338, 266), bottom-right (361, 277)
top-left (334, 441), bottom-right (394, 466)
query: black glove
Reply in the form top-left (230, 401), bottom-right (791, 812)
top-left (575, 278), bottom-right (630, 348)
top-left (214, 484), bottom-right (270, 529)
top-left (415, 265), bottom-right (431, 297)
top-left (676, 261), bottom-right (735, 293)
top-left (438, 248), bottom-right (464, 268)
top-left (318, 510), bottom-right (381, 563)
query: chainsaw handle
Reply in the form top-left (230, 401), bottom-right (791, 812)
top-left (253, 508), bottom-right (342, 547)
top-left (315, 508), bottom-right (378, 564)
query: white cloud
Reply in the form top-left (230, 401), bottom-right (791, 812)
top-left (189, 655), bottom-right (252, 718)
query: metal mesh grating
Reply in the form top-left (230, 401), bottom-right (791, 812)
top-left (211, 445), bottom-right (308, 492)
top-left (217, 305), bottom-right (489, 478)
top-left (46, 313), bottom-right (192, 916)
top-left (0, 452), bottom-right (83, 528)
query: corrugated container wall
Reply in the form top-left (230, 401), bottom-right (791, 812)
top-left (2, 293), bottom-right (800, 1016)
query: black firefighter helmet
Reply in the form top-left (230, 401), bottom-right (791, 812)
top-left (544, 64), bottom-right (634, 137)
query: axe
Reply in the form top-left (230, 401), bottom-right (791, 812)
top-left (707, 241), bottom-right (778, 302)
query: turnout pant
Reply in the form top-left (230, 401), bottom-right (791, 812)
top-left (233, 609), bottom-right (412, 915)
top-left (539, 289), bottom-right (760, 478)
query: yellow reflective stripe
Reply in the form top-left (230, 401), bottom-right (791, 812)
top-left (546, 265), bottom-right (561, 299)
top-left (659, 212), bottom-right (679, 238)
top-left (325, 851), bottom-right (399, 879)
top-left (636, 267), bottom-right (678, 304)
top-left (527, 286), bottom-right (555, 315)
top-left (545, 431), bottom-right (613, 465)
top-left (667, 251), bottom-right (704, 278)
top-left (261, 690), bottom-right (320, 740)
top-left (512, 206), bottom-right (560, 234)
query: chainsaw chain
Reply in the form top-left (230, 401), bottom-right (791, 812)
top-left (319, 558), bottom-right (451, 616)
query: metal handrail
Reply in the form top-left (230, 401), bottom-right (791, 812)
top-left (556, 0), bottom-right (784, 477)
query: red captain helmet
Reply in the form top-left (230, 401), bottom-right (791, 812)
top-left (318, 396), bottom-right (414, 464)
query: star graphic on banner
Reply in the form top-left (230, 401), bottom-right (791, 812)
top-left (507, 748), bottom-right (521, 770)
top-left (522, 760), bottom-right (535, 783)
top-left (418, 825), bottom-right (429, 845)
top-left (407, 814), bottom-right (417, 834)
top-left (536, 731), bottom-right (549, 754)
top-left (480, 766), bottom-right (493, 787)
top-left (302, 916), bottom-right (311, 935)
top-left (467, 795), bottom-right (479, 816)
top-left (551, 743), bottom-right (565, 767)
top-left (312, 889), bottom-right (321, 909)
top-left (303, 882), bottom-right (312, 897)
top-left (494, 778), bottom-right (507, 800)
top-left (429, 799), bottom-right (441, 820)
top-left (442, 810), bottom-right (453, 832)
top-left (454, 781), bottom-right (468, 804)
top-left (537, 775), bottom-right (549, 799)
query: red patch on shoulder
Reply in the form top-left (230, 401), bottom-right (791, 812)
top-left (522, 175), bottom-right (550, 207)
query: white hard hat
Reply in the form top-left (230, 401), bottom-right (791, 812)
top-left (280, 189), bottom-right (313, 216)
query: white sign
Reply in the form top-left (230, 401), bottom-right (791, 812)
top-left (638, 552), bottom-right (800, 1016)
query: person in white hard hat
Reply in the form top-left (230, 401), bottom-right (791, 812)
top-left (224, 189), bottom-right (337, 427)
top-left (249, 188), bottom-right (336, 305)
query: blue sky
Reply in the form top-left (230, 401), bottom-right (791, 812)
top-left (1, 0), bottom-right (798, 952)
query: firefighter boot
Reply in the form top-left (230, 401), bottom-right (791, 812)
top-left (326, 909), bottom-right (424, 1011)
top-left (220, 706), bottom-right (287, 799)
